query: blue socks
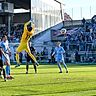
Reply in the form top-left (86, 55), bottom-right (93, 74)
top-left (6, 66), bottom-right (10, 76)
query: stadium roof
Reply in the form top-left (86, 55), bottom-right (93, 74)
top-left (0, 0), bottom-right (30, 9)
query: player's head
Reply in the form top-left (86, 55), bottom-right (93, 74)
top-left (56, 41), bottom-right (61, 46)
top-left (27, 23), bottom-right (32, 32)
top-left (2, 35), bottom-right (7, 41)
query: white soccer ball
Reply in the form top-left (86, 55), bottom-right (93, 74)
top-left (60, 28), bottom-right (66, 34)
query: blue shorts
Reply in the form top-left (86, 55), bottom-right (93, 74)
top-left (56, 58), bottom-right (64, 62)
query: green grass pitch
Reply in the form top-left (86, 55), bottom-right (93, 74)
top-left (0, 64), bottom-right (96, 96)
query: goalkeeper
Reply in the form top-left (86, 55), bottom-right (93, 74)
top-left (15, 20), bottom-right (39, 67)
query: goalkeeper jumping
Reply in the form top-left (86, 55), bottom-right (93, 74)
top-left (15, 20), bottom-right (39, 67)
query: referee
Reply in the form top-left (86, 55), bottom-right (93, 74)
top-left (25, 43), bottom-right (37, 74)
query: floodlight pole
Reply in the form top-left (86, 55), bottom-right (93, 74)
top-left (30, 0), bottom-right (34, 26)
top-left (30, 0), bottom-right (32, 20)
top-left (54, 0), bottom-right (65, 28)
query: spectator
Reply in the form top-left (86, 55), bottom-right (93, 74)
top-left (51, 47), bottom-right (55, 63)
top-left (75, 50), bottom-right (80, 62)
top-left (82, 18), bottom-right (86, 27)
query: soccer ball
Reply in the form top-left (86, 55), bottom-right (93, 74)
top-left (60, 28), bottom-right (66, 34)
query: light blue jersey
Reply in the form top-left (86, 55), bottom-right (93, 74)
top-left (0, 40), bottom-right (10, 64)
top-left (0, 40), bottom-right (9, 54)
top-left (54, 46), bottom-right (65, 62)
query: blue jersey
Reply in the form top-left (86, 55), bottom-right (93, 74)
top-left (0, 40), bottom-right (9, 54)
top-left (53, 46), bottom-right (65, 62)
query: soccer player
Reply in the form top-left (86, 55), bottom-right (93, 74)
top-left (52, 41), bottom-right (68, 73)
top-left (25, 43), bottom-right (37, 74)
top-left (0, 47), bottom-right (6, 81)
top-left (0, 35), bottom-right (13, 79)
top-left (15, 20), bottom-right (39, 67)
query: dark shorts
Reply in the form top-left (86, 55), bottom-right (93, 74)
top-left (26, 56), bottom-right (35, 63)
top-left (0, 59), bottom-right (3, 71)
top-left (0, 59), bottom-right (3, 67)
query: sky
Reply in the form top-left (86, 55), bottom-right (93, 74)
top-left (14, 0), bottom-right (96, 20)
top-left (41, 0), bottom-right (96, 20)
top-left (64, 0), bottom-right (96, 20)
top-left (63, 0), bottom-right (94, 8)
top-left (41, 0), bottom-right (95, 8)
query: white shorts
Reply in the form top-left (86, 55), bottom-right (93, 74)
top-left (2, 54), bottom-right (10, 65)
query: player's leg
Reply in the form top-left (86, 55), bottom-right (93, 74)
top-left (27, 52), bottom-right (39, 66)
top-left (57, 61), bottom-right (62, 73)
top-left (33, 64), bottom-right (37, 73)
top-left (26, 62), bottom-right (29, 74)
top-left (0, 57), bottom-right (6, 81)
top-left (62, 60), bottom-right (68, 73)
top-left (26, 52), bottom-right (31, 74)
top-left (5, 59), bottom-right (14, 80)
top-left (0, 59), bottom-right (2, 78)
top-left (5, 55), bottom-right (13, 79)
top-left (26, 57), bottom-right (30, 74)
top-left (5, 65), bottom-right (10, 78)
top-left (2, 68), bottom-right (6, 81)
top-left (2, 55), bottom-right (10, 78)
top-left (16, 52), bottom-right (20, 64)
top-left (15, 45), bottom-right (22, 64)
top-left (31, 59), bottom-right (37, 73)
top-left (0, 71), bottom-right (1, 77)
top-left (0, 68), bottom-right (2, 78)
top-left (6, 55), bottom-right (11, 75)
top-left (15, 44), bottom-right (24, 67)
top-left (25, 46), bottom-right (39, 66)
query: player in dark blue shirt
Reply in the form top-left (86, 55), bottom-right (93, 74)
top-left (25, 45), bottom-right (37, 74)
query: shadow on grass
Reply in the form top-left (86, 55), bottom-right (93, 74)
top-left (0, 80), bottom-right (87, 88)
top-left (13, 72), bottom-right (35, 75)
top-left (13, 71), bottom-right (58, 75)
top-left (91, 95), bottom-right (96, 96)
top-left (11, 88), bottom-right (96, 96)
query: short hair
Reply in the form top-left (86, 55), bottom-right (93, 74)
top-left (56, 41), bottom-right (61, 45)
top-left (2, 35), bottom-right (7, 39)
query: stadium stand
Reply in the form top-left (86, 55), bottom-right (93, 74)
top-left (0, 0), bottom-right (96, 64)
top-left (0, 16), bottom-right (96, 63)
top-left (60, 16), bottom-right (96, 63)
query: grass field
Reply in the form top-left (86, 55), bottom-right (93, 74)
top-left (0, 64), bottom-right (96, 96)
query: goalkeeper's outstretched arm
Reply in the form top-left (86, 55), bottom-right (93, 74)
top-left (24, 20), bottom-right (31, 30)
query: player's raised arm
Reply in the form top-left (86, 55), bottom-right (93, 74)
top-left (27, 20), bottom-right (35, 36)
top-left (24, 20), bottom-right (32, 31)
